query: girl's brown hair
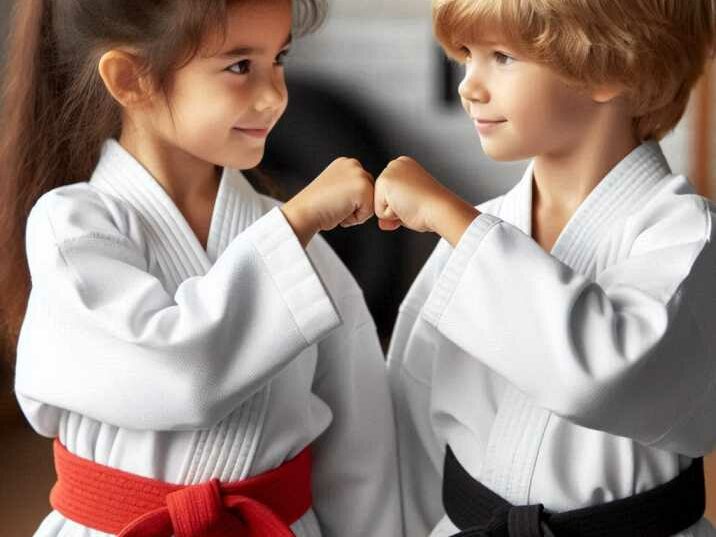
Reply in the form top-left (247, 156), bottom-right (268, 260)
top-left (0, 0), bottom-right (326, 359)
top-left (434, 0), bottom-right (716, 142)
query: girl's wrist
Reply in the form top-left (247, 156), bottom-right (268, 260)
top-left (281, 199), bottom-right (318, 248)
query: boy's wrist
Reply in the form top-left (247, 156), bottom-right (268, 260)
top-left (431, 195), bottom-right (480, 247)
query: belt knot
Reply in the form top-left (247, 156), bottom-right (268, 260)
top-left (456, 504), bottom-right (556, 537)
top-left (119, 478), bottom-right (295, 537)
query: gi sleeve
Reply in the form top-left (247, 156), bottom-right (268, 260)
top-left (15, 192), bottom-right (341, 432)
top-left (386, 239), bottom-right (457, 537)
top-left (388, 309), bottom-right (446, 537)
top-left (421, 198), bottom-right (716, 457)
top-left (309, 291), bottom-right (403, 537)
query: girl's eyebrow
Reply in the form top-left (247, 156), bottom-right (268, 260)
top-left (219, 33), bottom-right (292, 58)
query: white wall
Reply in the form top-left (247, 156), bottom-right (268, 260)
top-left (329, 0), bottom-right (430, 19)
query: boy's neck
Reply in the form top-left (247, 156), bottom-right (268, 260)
top-left (532, 117), bottom-right (641, 215)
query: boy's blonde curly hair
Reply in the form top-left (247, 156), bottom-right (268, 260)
top-left (434, 0), bottom-right (715, 141)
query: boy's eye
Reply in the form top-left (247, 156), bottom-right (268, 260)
top-left (228, 60), bottom-right (251, 75)
top-left (494, 51), bottom-right (515, 65)
top-left (459, 46), bottom-right (472, 62)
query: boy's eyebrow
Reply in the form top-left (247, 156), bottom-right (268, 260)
top-left (219, 33), bottom-right (293, 58)
top-left (474, 37), bottom-right (506, 47)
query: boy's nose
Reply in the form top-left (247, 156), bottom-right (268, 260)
top-left (458, 67), bottom-right (489, 103)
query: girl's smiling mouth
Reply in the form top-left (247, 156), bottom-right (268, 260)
top-left (233, 126), bottom-right (270, 138)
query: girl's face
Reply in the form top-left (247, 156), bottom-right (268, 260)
top-left (457, 31), bottom-right (601, 162)
top-left (149, 0), bottom-right (292, 170)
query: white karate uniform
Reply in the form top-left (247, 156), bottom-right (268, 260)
top-left (388, 141), bottom-right (716, 537)
top-left (15, 138), bottom-right (402, 537)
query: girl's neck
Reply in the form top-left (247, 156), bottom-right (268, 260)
top-left (118, 127), bottom-right (220, 208)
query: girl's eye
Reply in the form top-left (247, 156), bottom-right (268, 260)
top-left (228, 60), bottom-right (251, 75)
top-left (460, 46), bottom-right (472, 62)
top-left (494, 51), bottom-right (515, 65)
top-left (275, 49), bottom-right (290, 66)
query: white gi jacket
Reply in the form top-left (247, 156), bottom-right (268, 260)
top-left (15, 139), bottom-right (402, 537)
top-left (388, 141), bottom-right (716, 537)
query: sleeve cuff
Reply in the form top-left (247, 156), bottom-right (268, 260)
top-left (422, 213), bottom-right (501, 327)
top-left (244, 207), bottom-right (342, 344)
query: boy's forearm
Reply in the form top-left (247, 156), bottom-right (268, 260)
top-left (431, 195), bottom-right (481, 246)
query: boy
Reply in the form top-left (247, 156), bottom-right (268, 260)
top-left (378, 1), bottom-right (716, 535)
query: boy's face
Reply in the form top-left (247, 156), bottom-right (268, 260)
top-left (458, 32), bottom-right (603, 162)
top-left (146, 0), bottom-right (292, 170)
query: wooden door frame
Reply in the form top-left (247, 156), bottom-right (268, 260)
top-left (692, 63), bottom-right (713, 198)
top-left (693, 61), bottom-right (715, 523)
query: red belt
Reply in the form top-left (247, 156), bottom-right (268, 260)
top-left (50, 439), bottom-right (312, 537)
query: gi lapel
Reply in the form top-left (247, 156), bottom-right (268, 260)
top-left (479, 141), bottom-right (672, 504)
top-left (89, 138), bottom-right (273, 484)
top-left (89, 138), bottom-right (266, 291)
top-left (549, 140), bottom-right (671, 273)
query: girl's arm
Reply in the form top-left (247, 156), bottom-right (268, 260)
top-left (306, 246), bottom-right (402, 536)
top-left (15, 189), bottom-right (341, 432)
top-left (310, 304), bottom-right (403, 536)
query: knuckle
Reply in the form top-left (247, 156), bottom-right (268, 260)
top-left (333, 157), bottom-right (352, 168)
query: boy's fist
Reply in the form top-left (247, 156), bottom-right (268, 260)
top-left (375, 156), bottom-right (479, 245)
top-left (374, 156), bottom-right (448, 232)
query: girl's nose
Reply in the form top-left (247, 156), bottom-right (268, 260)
top-left (458, 64), bottom-right (489, 104)
top-left (254, 72), bottom-right (287, 112)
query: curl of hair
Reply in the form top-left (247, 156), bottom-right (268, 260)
top-left (433, 0), bottom-right (716, 141)
top-left (0, 0), bottom-right (326, 360)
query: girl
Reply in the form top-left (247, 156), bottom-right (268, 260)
top-left (377, 0), bottom-right (716, 536)
top-left (1, 1), bottom-right (401, 536)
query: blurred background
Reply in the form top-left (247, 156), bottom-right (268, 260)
top-left (1, 0), bottom-right (715, 535)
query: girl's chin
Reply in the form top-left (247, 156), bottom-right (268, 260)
top-left (223, 149), bottom-right (264, 170)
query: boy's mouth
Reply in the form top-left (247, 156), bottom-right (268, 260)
top-left (473, 118), bottom-right (507, 135)
top-left (473, 117), bottom-right (507, 124)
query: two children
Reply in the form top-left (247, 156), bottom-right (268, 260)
top-left (2, 0), bottom-right (715, 536)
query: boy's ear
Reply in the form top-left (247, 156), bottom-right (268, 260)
top-left (591, 83), bottom-right (624, 104)
top-left (98, 49), bottom-right (153, 108)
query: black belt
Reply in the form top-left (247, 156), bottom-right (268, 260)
top-left (443, 445), bottom-right (705, 537)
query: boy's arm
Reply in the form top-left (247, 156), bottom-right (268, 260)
top-left (376, 156), bottom-right (716, 456)
top-left (420, 198), bottom-right (716, 456)
top-left (430, 196), bottom-right (481, 247)
top-left (374, 156), bottom-right (480, 246)
top-left (388, 310), bottom-right (447, 536)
